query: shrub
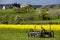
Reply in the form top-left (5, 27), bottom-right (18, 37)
top-left (42, 14), bottom-right (51, 20)
top-left (27, 16), bottom-right (35, 21)
top-left (13, 7), bottom-right (20, 13)
top-left (2, 19), bottom-right (8, 24)
top-left (14, 15), bottom-right (22, 24)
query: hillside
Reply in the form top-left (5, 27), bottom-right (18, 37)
top-left (0, 4), bottom-right (60, 24)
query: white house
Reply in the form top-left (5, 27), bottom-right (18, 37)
top-left (2, 6), bottom-right (5, 9)
top-left (20, 3), bottom-right (29, 8)
top-left (0, 4), bottom-right (12, 9)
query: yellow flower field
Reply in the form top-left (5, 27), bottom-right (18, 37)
top-left (0, 24), bottom-right (60, 30)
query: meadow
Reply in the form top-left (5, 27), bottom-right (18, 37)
top-left (0, 4), bottom-right (60, 40)
top-left (0, 8), bottom-right (60, 24)
top-left (0, 24), bottom-right (60, 40)
top-left (0, 28), bottom-right (60, 40)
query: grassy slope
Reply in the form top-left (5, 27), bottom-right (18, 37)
top-left (0, 28), bottom-right (60, 40)
top-left (0, 9), bottom-right (60, 24)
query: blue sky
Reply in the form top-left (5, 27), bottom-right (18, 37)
top-left (0, 0), bottom-right (60, 5)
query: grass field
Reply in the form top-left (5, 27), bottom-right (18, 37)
top-left (0, 24), bottom-right (60, 40)
top-left (0, 28), bottom-right (60, 40)
top-left (0, 9), bottom-right (60, 24)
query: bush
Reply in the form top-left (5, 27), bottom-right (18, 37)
top-left (42, 14), bottom-right (51, 20)
top-left (2, 19), bottom-right (8, 24)
top-left (13, 7), bottom-right (20, 13)
top-left (14, 15), bottom-right (22, 24)
top-left (27, 16), bottom-right (35, 21)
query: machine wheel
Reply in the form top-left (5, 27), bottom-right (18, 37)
top-left (39, 31), bottom-right (45, 38)
top-left (49, 31), bottom-right (54, 37)
top-left (29, 29), bottom-right (34, 32)
top-left (28, 29), bottom-right (35, 37)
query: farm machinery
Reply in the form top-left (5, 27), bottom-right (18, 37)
top-left (28, 23), bottom-right (54, 38)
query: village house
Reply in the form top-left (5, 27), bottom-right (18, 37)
top-left (0, 4), bottom-right (12, 9)
top-left (20, 3), bottom-right (29, 8)
top-left (0, 3), bottom-right (30, 9)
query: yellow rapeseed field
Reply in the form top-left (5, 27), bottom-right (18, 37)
top-left (0, 24), bottom-right (60, 30)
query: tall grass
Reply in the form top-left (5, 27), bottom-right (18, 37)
top-left (0, 28), bottom-right (60, 40)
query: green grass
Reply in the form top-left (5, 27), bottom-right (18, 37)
top-left (0, 28), bottom-right (60, 40)
top-left (0, 9), bottom-right (60, 24)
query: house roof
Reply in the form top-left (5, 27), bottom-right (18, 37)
top-left (0, 0), bottom-right (60, 5)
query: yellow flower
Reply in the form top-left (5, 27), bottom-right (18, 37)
top-left (0, 24), bottom-right (60, 30)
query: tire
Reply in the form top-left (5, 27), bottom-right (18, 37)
top-left (39, 31), bottom-right (45, 38)
top-left (49, 31), bottom-right (54, 37)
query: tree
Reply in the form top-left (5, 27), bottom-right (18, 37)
top-left (41, 5), bottom-right (50, 11)
top-left (13, 3), bottom-right (20, 8)
top-left (40, 9), bottom-right (51, 20)
top-left (19, 6), bottom-right (34, 13)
